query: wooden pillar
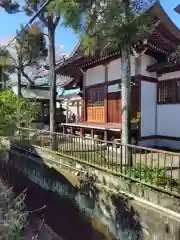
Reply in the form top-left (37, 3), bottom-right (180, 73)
top-left (82, 71), bottom-right (87, 122)
top-left (63, 125), bottom-right (65, 134)
top-left (104, 130), bottom-right (108, 142)
top-left (66, 99), bottom-right (69, 123)
top-left (80, 127), bottom-right (85, 137)
top-left (40, 101), bottom-right (44, 129)
top-left (91, 128), bottom-right (94, 138)
top-left (104, 64), bottom-right (108, 123)
top-left (41, 101), bottom-right (44, 117)
top-left (77, 100), bottom-right (80, 123)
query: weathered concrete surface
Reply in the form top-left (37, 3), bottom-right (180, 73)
top-left (0, 145), bottom-right (180, 239)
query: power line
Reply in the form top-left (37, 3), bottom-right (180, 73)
top-left (2, 0), bottom-right (52, 50)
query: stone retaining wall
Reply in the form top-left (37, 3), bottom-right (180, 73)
top-left (0, 143), bottom-right (180, 239)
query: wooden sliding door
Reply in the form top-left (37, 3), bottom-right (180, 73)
top-left (86, 86), bottom-right (105, 122)
top-left (108, 92), bottom-right (121, 123)
top-left (107, 86), bottom-right (138, 123)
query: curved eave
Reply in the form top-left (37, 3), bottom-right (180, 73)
top-left (61, 2), bottom-right (180, 64)
top-left (149, 3), bottom-right (180, 41)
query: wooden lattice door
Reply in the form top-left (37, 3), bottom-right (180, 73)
top-left (86, 86), bottom-right (105, 122)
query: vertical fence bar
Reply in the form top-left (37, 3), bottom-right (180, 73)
top-left (120, 144), bottom-right (123, 173)
top-left (144, 149), bottom-right (148, 182)
top-left (178, 156), bottom-right (180, 194)
top-left (139, 148), bottom-right (142, 181)
top-left (164, 153), bottom-right (167, 189)
top-left (111, 142), bottom-right (114, 170)
top-left (93, 139), bottom-right (96, 165)
top-left (170, 155), bottom-right (173, 192)
top-left (150, 151), bottom-right (153, 185)
top-left (157, 152), bottom-right (160, 186)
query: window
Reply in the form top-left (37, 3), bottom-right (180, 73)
top-left (86, 86), bottom-right (105, 122)
top-left (157, 78), bottom-right (180, 104)
top-left (86, 86), bottom-right (105, 107)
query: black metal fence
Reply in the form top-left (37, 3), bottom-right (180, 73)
top-left (8, 127), bottom-right (180, 197)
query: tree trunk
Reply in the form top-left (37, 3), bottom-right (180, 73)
top-left (48, 18), bottom-right (57, 150)
top-left (121, 44), bottom-right (133, 166)
top-left (1, 70), bottom-right (3, 90)
top-left (17, 67), bottom-right (22, 97)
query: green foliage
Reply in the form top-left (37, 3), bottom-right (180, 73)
top-left (15, 24), bottom-right (48, 85)
top-left (0, 90), bottom-right (38, 136)
top-left (16, 24), bottom-right (47, 64)
top-left (169, 45), bottom-right (180, 63)
top-left (23, 0), bottom-right (82, 31)
top-left (79, 0), bottom-right (156, 55)
top-left (2, 190), bottom-right (28, 240)
top-left (0, 48), bottom-right (11, 67)
top-left (124, 164), bottom-right (179, 189)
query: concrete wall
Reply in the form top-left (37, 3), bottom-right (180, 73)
top-left (3, 148), bottom-right (180, 240)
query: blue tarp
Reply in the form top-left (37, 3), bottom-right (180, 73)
top-left (58, 88), bottom-right (80, 96)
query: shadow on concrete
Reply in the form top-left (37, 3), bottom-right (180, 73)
top-left (80, 179), bottom-right (143, 240)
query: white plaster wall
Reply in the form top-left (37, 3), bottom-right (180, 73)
top-left (158, 71), bottom-right (180, 81)
top-left (157, 104), bottom-right (180, 137)
top-left (108, 56), bottom-right (135, 81)
top-left (86, 65), bottom-right (105, 86)
top-left (108, 84), bottom-right (120, 93)
top-left (141, 54), bottom-right (157, 78)
top-left (141, 81), bottom-right (157, 137)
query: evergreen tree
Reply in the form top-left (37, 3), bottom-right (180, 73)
top-left (23, 0), bottom-right (85, 149)
top-left (79, 0), bottom-right (156, 164)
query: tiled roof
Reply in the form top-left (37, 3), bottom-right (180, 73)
top-left (12, 86), bottom-right (61, 100)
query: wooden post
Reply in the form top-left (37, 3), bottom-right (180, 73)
top-left (104, 130), bottom-right (108, 142)
top-left (66, 99), bottom-right (69, 123)
top-left (91, 128), bottom-right (94, 139)
top-left (80, 127), bottom-right (85, 137)
top-left (104, 64), bottom-right (108, 123)
top-left (77, 100), bottom-right (80, 123)
top-left (63, 125), bottom-right (65, 134)
top-left (83, 71), bottom-right (87, 121)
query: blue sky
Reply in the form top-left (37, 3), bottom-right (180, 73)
top-left (0, 0), bottom-right (179, 55)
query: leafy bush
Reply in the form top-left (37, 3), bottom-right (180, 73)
top-left (1, 190), bottom-right (28, 240)
top-left (0, 90), bottom-right (38, 136)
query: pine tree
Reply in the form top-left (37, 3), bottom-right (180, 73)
top-left (79, 0), bottom-right (156, 165)
top-left (23, 0), bottom-right (85, 149)
top-left (9, 24), bottom-right (47, 96)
